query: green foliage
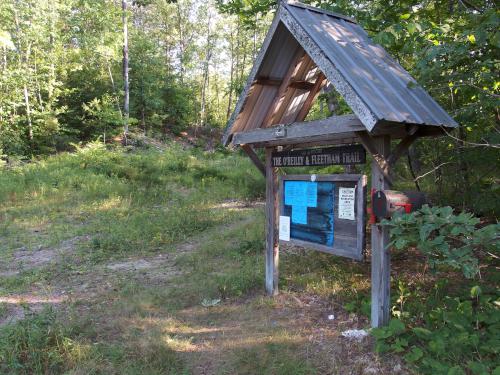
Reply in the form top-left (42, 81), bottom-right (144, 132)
top-left (382, 205), bottom-right (499, 278)
top-left (376, 204), bottom-right (500, 374)
top-left (372, 287), bottom-right (500, 375)
top-left (82, 94), bottom-right (123, 139)
top-left (216, 0), bottom-right (276, 28)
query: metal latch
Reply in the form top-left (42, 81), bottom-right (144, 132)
top-left (274, 125), bottom-right (286, 138)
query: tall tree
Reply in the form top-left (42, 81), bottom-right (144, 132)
top-left (122, 0), bottom-right (130, 143)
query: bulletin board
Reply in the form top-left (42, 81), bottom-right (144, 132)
top-left (278, 174), bottom-right (367, 260)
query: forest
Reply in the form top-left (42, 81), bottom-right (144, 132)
top-left (0, 0), bottom-right (498, 214)
top-left (0, 0), bottom-right (499, 374)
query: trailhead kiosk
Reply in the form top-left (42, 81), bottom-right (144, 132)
top-left (222, 1), bottom-right (457, 328)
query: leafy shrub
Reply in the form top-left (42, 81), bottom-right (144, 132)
top-left (375, 206), bottom-right (500, 374)
top-left (382, 205), bottom-right (499, 278)
top-left (81, 94), bottom-right (123, 140)
top-left (372, 287), bottom-right (499, 375)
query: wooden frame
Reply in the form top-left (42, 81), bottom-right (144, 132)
top-left (232, 115), bottom-right (445, 148)
top-left (278, 174), bottom-right (367, 261)
top-left (224, 2), bottom-right (458, 330)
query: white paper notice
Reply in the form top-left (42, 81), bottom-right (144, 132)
top-left (279, 216), bottom-right (290, 241)
top-left (338, 188), bottom-right (355, 220)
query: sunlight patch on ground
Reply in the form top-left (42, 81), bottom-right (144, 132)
top-left (87, 196), bottom-right (126, 211)
top-left (206, 200), bottom-right (264, 211)
top-left (0, 295), bottom-right (67, 304)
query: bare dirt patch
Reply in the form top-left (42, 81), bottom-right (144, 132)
top-left (0, 294), bottom-right (67, 327)
top-left (0, 203), bottom-right (260, 327)
top-left (152, 293), bottom-right (409, 375)
top-left (0, 235), bottom-right (90, 277)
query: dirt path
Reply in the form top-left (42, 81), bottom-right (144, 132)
top-left (0, 202), bottom-right (260, 327)
top-left (0, 200), bottom-right (407, 374)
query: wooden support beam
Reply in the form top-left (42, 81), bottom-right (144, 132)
top-left (294, 72), bottom-right (326, 122)
top-left (254, 78), bottom-right (281, 86)
top-left (261, 51), bottom-right (308, 128)
top-left (265, 148), bottom-right (279, 295)
top-left (387, 126), bottom-right (420, 166)
top-left (290, 80), bottom-right (316, 91)
top-left (254, 78), bottom-right (316, 91)
top-left (233, 115), bottom-right (364, 147)
top-left (371, 135), bottom-right (391, 328)
top-left (355, 131), bottom-right (393, 185)
top-left (241, 144), bottom-right (266, 177)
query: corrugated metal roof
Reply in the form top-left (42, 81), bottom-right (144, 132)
top-left (222, 1), bottom-right (457, 146)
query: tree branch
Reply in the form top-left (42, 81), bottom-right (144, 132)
top-left (414, 162), bottom-right (454, 182)
top-left (442, 127), bottom-right (500, 149)
top-left (458, 0), bottom-right (484, 13)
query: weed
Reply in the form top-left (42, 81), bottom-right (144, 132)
top-left (228, 342), bottom-right (317, 375)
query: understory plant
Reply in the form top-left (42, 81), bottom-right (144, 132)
top-left (381, 205), bottom-right (499, 278)
top-left (372, 206), bottom-right (500, 374)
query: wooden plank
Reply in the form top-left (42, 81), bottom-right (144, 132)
top-left (262, 51), bottom-right (309, 128)
top-left (358, 174), bottom-right (368, 259)
top-left (254, 78), bottom-right (281, 86)
top-left (233, 115), bottom-right (364, 146)
top-left (371, 135), bottom-right (391, 328)
top-left (254, 78), bottom-right (316, 91)
top-left (282, 239), bottom-right (363, 260)
top-left (355, 131), bottom-right (393, 185)
top-left (294, 72), bottom-right (326, 122)
top-left (265, 148), bottom-right (279, 295)
top-left (241, 144), bottom-right (266, 177)
top-left (387, 126), bottom-right (420, 166)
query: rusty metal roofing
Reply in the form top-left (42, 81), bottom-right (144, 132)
top-left (222, 1), bottom-right (458, 146)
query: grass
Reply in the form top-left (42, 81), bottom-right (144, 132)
top-left (2, 141), bottom-right (494, 374)
top-left (0, 142), bottom-right (263, 264)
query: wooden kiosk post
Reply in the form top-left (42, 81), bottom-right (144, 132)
top-left (369, 136), bottom-right (392, 327)
top-left (265, 147), bottom-right (279, 295)
top-left (222, 1), bottom-right (458, 328)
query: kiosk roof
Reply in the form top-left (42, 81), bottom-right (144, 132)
top-left (223, 1), bottom-right (457, 146)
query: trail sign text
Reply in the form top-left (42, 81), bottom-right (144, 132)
top-left (272, 145), bottom-right (366, 167)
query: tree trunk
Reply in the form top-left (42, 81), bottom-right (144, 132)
top-left (13, 5), bottom-right (33, 146)
top-left (176, 2), bottom-right (185, 83)
top-left (200, 10), bottom-right (212, 126)
top-left (23, 85), bottom-right (33, 142)
top-left (226, 28), bottom-right (235, 120)
top-left (407, 151), bottom-right (421, 191)
top-left (253, 14), bottom-right (257, 60)
top-left (122, 0), bottom-right (130, 144)
top-left (107, 60), bottom-right (123, 119)
top-left (48, 1), bottom-right (56, 103)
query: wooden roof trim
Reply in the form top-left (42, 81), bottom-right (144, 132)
top-left (285, 1), bottom-right (357, 24)
top-left (233, 114), bottom-right (364, 147)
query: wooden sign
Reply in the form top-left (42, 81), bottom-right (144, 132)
top-left (272, 145), bottom-right (366, 167)
top-left (279, 174), bottom-right (366, 260)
